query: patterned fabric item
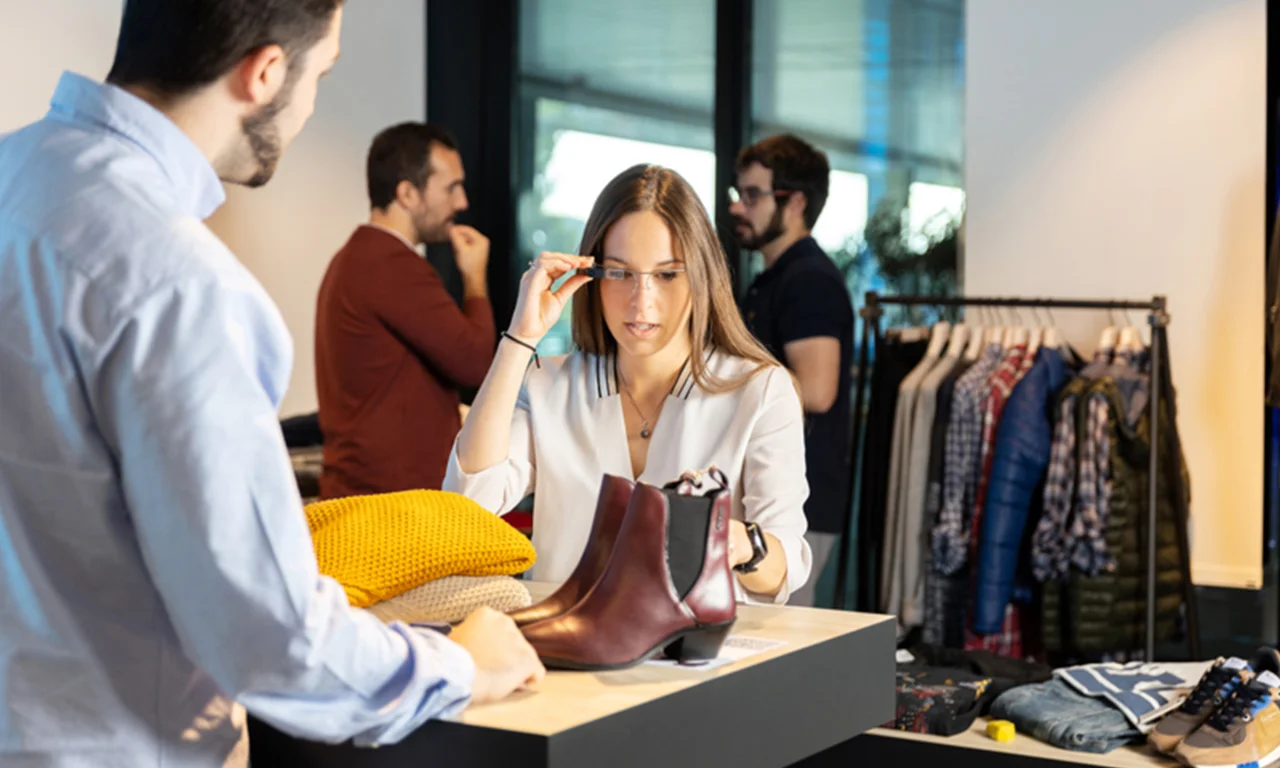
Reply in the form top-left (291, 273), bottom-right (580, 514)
top-left (1063, 347), bottom-right (1139, 577)
top-left (968, 344), bottom-right (1028, 566)
top-left (925, 570), bottom-right (970, 649)
top-left (885, 665), bottom-right (998, 736)
top-left (962, 345), bottom-right (1028, 656)
top-left (367, 576), bottom-right (533, 624)
top-left (1068, 394), bottom-right (1112, 575)
top-left (306, 490), bottom-right (537, 607)
top-left (934, 344), bottom-right (1004, 574)
top-left (1032, 387), bottom-right (1082, 581)
top-left (964, 602), bottom-right (1022, 657)
top-left (1055, 661), bottom-right (1212, 732)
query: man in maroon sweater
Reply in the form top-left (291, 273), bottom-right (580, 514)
top-left (315, 123), bottom-right (495, 499)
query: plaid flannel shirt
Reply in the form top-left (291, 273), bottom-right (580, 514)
top-left (1067, 394), bottom-right (1112, 574)
top-left (932, 344), bottom-right (1005, 574)
top-left (1032, 348), bottom-right (1114, 582)
top-left (1069, 347), bottom-right (1138, 575)
top-left (962, 346), bottom-right (1032, 656)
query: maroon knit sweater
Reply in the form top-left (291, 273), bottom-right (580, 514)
top-left (315, 225), bottom-right (495, 499)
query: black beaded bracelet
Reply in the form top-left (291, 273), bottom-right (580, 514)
top-left (500, 331), bottom-right (540, 368)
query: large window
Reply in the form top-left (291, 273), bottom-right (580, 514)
top-left (510, 0), bottom-right (966, 353)
top-left (516, 0), bottom-right (716, 354)
top-left (751, 0), bottom-right (966, 312)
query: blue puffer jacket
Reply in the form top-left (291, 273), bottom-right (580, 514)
top-left (973, 347), bottom-right (1070, 633)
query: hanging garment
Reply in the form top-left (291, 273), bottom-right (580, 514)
top-left (1040, 366), bottom-right (1190, 658)
top-left (880, 333), bottom-right (943, 613)
top-left (888, 348), bottom-right (964, 628)
top-left (1031, 347), bottom-right (1114, 582)
top-left (920, 360), bottom-right (975, 646)
top-left (856, 335), bottom-right (928, 612)
top-left (932, 343), bottom-right (1005, 574)
top-left (972, 346), bottom-right (1071, 634)
top-left (963, 344), bottom-right (1031, 656)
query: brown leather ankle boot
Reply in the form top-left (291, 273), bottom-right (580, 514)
top-left (505, 474), bottom-right (635, 627)
top-left (520, 477), bottom-right (736, 670)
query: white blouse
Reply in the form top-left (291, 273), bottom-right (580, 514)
top-left (443, 349), bottom-right (812, 604)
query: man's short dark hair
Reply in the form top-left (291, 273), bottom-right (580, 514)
top-left (736, 135), bottom-right (831, 230)
top-left (366, 123), bottom-right (460, 210)
top-left (107, 1), bottom-right (343, 98)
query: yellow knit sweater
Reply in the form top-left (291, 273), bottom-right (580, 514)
top-left (306, 490), bottom-right (536, 608)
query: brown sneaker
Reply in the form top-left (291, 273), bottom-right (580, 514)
top-left (1176, 668), bottom-right (1280, 768)
top-left (1149, 657), bottom-right (1252, 755)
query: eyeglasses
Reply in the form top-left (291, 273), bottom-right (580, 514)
top-left (582, 265), bottom-right (688, 292)
top-left (727, 186), bottom-right (793, 207)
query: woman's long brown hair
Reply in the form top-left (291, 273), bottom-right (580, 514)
top-left (570, 164), bottom-right (784, 394)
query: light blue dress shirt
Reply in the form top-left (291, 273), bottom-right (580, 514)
top-left (0, 73), bottom-right (475, 767)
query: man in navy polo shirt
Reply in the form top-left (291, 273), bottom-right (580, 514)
top-left (732, 135), bottom-right (854, 607)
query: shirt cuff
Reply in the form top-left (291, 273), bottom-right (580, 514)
top-left (407, 626), bottom-right (476, 721)
top-left (442, 445), bottom-right (521, 516)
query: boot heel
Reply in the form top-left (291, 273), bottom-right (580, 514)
top-left (664, 622), bottom-right (733, 662)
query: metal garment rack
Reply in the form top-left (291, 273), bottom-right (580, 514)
top-left (834, 291), bottom-right (1199, 662)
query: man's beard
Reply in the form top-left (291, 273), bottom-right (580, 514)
top-left (238, 99), bottom-right (286, 188)
top-left (414, 213), bottom-right (455, 246)
top-left (733, 207), bottom-right (785, 251)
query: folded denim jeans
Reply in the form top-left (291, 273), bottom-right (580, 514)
top-left (990, 679), bottom-right (1140, 753)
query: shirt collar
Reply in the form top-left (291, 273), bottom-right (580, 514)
top-left (47, 72), bottom-right (225, 219)
top-left (361, 223), bottom-right (421, 253)
top-left (593, 346), bottom-right (715, 402)
top-left (755, 236), bottom-right (820, 284)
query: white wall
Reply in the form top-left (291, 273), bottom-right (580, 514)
top-left (1, 2), bottom-right (426, 418)
top-left (207, 2), bottom-right (427, 416)
top-left (0, 1), bottom-right (124, 133)
top-left (966, 0), bottom-right (1265, 588)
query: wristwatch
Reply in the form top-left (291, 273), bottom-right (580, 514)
top-left (733, 522), bottom-right (768, 574)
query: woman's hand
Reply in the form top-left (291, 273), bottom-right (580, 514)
top-left (507, 251), bottom-right (595, 343)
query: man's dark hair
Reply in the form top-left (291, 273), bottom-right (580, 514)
top-left (736, 134), bottom-right (831, 230)
top-left (366, 123), bottom-right (460, 210)
top-left (106, 1), bottom-right (343, 97)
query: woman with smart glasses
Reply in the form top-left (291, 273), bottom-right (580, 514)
top-left (444, 164), bottom-right (812, 604)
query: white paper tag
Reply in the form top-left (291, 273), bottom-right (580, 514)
top-left (896, 649), bottom-right (916, 664)
top-left (643, 635), bottom-right (788, 672)
top-left (1256, 670), bottom-right (1280, 688)
top-left (1224, 657), bottom-right (1248, 671)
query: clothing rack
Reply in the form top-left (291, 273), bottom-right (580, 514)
top-left (834, 291), bottom-right (1200, 663)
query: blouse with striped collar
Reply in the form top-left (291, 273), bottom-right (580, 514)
top-left (443, 348), bottom-right (813, 604)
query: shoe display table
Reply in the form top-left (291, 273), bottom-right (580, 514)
top-left (825, 719), bottom-right (1178, 768)
top-left (248, 583), bottom-right (895, 767)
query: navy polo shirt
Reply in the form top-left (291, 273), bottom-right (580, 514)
top-left (740, 236), bottom-right (855, 534)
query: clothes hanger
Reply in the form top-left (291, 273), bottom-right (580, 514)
top-left (944, 321), bottom-right (970, 358)
top-left (999, 307), bottom-right (1017, 349)
top-left (1118, 308), bottom-right (1144, 353)
top-left (1026, 306), bottom-right (1043, 357)
top-left (1008, 306), bottom-right (1030, 348)
top-left (925, 320), bottom-right (951, 359)
top-left (964, 307), bottom-right (986, 361)
top-left (1097, 307), bottom-right (1119, 360)
top-left (1040, 305), bottom-right (1064, 349)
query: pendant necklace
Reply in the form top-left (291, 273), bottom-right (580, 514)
top-left (621, 387), bottom-right (654, 440)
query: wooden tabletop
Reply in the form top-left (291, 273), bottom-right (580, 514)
top-left (871, 718), bottom-right (1179, 767)
top-left (452, 581), bottom-right (894, 736)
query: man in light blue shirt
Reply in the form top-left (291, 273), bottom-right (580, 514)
top-left (0, 2), bottom-right (542, 765)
